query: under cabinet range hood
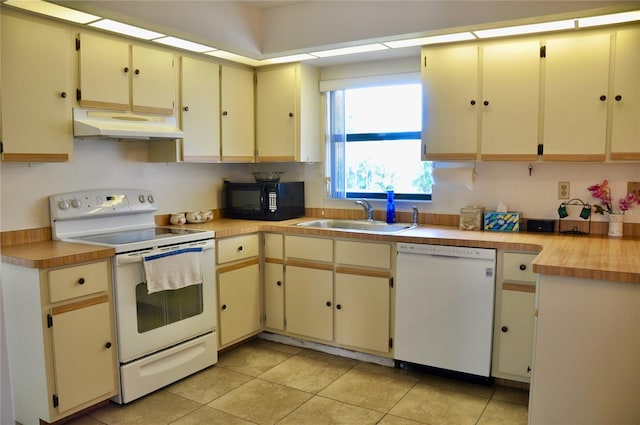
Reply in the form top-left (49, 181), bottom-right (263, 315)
top-left (73, 108), bottom-right (184, 140)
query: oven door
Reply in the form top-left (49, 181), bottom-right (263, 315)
top-left (114, 239), bottom-right (216, 363)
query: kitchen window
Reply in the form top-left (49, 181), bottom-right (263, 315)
top-left (326, 83), bottom-right (432, 201)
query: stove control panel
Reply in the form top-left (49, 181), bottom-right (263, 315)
top-left (50, 189), bottom-right (157, 221)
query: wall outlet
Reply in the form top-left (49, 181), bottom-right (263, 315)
top-left (628, 181), bottom-right (640, 194)
top-left (558, 181), bottom-right (570, 200)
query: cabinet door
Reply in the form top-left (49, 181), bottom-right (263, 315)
top-left (498, 286), bottom-right (535, 377)
top-left (421, 45), bottom-right (479, 161)
top-left (1, 14), bottom-right (73, 162)
top-left (285, 265), bottom-right (333, 341)
top-left (221, 65), bottom-right (255, 161)
top-left (610, 28), bottom-right (640, 160)
top-left (481, 40), bottom-right (540, 161)
top-left (256, 65), bottom-right (297, 161)
top-left (50, 296), bottom-right (116, 413)
top-left (181, 57), bottom-right (221, 162)
top-left (335, 272), bottom-right (390, 353)
top-left (218, 263), bottom-right (261, 347)
top-left (542, 33), bottom-right (610, 161)
top-left (131, 45), bottom-right (175, 115)
top-left (78, 33), bottom-right (130, 111)
top-left (264, 261), bottom-right (284, 330)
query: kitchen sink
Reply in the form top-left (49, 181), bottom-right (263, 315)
top-left (295, 219), bottom-right (417, 234)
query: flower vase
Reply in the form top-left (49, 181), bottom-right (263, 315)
top-left (608, 213), bottom-right (624, 237)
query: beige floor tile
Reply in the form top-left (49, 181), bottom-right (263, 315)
top-left (278, 395), bottom-right (384, 425)
top-left (476, 399), bottom-right (528, 425)
top-left (355, 361), bottom-right (420, 380)
top-left (418, 373), bottom-right (495, 399)
top-left (254, 338), bottom-right (304, 355)
top-left (318, 367), bottom-right (419, 413)
top-left (388, 383), bottom-right (488, 425)
top-left (377, 414), bottom-right (429, 425)
top-left (65, 415), bottom-right (106, 425)
top-left (216, 343), bottom-right (291, 376)
top-left (492, 385), bottom-right (530, 406)
top-left (165, 365), bottom-right (253, 404)
top-left (297, 348), bottom-right (360, 368)
top-left (207, 378), bottom-right (312, 425)
top-left (259, 354), bottom-right (351, 393)
top-left (88, 391), bottom-right (200, 425)
top-left (169, 405), bottom-right (255, 425)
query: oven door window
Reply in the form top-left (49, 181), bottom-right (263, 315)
top-left (135, 283), bottom-right (203, 333)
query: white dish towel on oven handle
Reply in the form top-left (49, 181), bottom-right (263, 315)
top-left (143, 246), bottom-right (203, 294)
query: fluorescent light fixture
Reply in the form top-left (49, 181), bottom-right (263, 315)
top-left (474, 19), bottom-right (576, 38)
top-left (384, 32), bottom-right (476, 48)
top-left (261, 54), bottom-right (317, 64)
top-left (153, 36), bottom-right (216, 53)
top-left (310, 43), bottom-right (389, 58)
top-left (89, 19), bottom-right (165, 40)
top-left (4, 0), bottom-right (101, 24)
top-left (204, 50), bottom-right (262, 67)
top-left (578, 10), bottom-right (640, 28)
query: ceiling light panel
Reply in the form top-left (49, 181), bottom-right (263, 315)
top-left (204, 50), bottom-right (262, 66)
top-left (89, 19), bottom-right (165, 40)
top-left (384, 32), bottom-right (476, 48)
top-left (261, 53), bottom-right (317, 64)
top-left (311, 43), bottom-right (389, 58)
top-left (153, 36), bottom-right (216, 53)
top-left (474, 19), bottom-right (576, 38)
top-left (4, 0), bottom-right (101, 24)
top-left (578, 10), bottom-right (640, 28)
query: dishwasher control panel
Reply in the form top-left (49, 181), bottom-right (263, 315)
top-left (397, 243), bottom-right (496, 260)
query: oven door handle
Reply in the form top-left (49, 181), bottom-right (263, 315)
top-left (116, 240), bottom-right (214, 265)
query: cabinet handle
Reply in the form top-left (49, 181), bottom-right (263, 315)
top-left (336, 304), bottom-right (342, 310)
top-left (470, 100), bottom-right (476, 106)
top-left (237, 246), bottom-right (243, 252)
top-left (326, 301), bottom-right (331, 307)
top-left (276, 281), bottom-right (282, 286)
top-left (615, 95), bottom-right (622, 101)
top-left (105, 342), bottom-right (112, 349)
top-left (183, 106), bottom-right (189, 112)
top-left (519, 264), bottom-right (527, 271)
top-left (60, 92), bottom-right (67, 99)
top-left (222, 304), bottom-right (227, 310)
top-left (78, 277), bottom-right (85, 285)
top-left (222, 111), bottom-right (229, 116)
top-left (483, 100), bottom-right (489, 106)
top-left (599, 95), bottom-right (607, 101)
top-left (501, 326), bottom-right (509, 333)
top-left (288, 112), bottom-right (294, 117)
top-left (123, 67), bottom-right (129, 73)
top-left (135, 69), bottom-right (141, 75)
top-left (527, 366), bottom-right (532, 373)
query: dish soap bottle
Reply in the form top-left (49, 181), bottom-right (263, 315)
top-left (386, 190), bottom-right (396, 224)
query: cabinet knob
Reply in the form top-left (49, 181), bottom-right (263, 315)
top-left (470, 100), bottom-right (476, 106)
top-left (276, 281), bottom-right (282, 286)
top-left (135, 69), bottom-right (141, 75)
top-left (501, 326), bottom-right (509, 333)
top-left (326, 301), bottom-right (331, 307)
top-left (615, 95), bottom-right (622, 101)
top-left (222, 304), bottom-right (227, 310)
top-left (237, 246), bottom-right (243, 251)
top-left (60, 92), bottom-right (67, 99)
top-left (336, 304), bottom-right (342, 310)
top-left (78, 277), bottom-right (85, 285)
top-left (183, 106), bottom-right (189, 112)
top-left (483, 100), bottom-right (489, 106)
top-left (222, 111), bottom-right (229, 116)
top-left (519, 264), bottom-right (527, 271)
top-left (527, 366), bottom-right (532, 373)
top-left (105, 342), bottom-right (112, 349)
top-left (599, 95), bottom-right (607, 101)
top-left (123, 67), bottom-right (129, 73)
top-left (288, 112), bottom-right (294, 117)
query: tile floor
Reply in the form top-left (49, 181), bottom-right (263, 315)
top-left (69, 339), bottom-right (529, 425)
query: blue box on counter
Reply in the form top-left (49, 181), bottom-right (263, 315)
top-left (484, 211), bottom-right (520, 232)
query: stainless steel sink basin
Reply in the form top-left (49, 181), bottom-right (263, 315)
top-left (295, 219), bottom-right (417, 234)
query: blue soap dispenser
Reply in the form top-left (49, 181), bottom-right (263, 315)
top-left (386, 190), bottom-right (396, 224)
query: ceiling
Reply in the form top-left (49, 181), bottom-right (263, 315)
top-left (57, 1), bottom-right (636, 66)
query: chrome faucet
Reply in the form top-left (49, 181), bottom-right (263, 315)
top-left (412, 205), bottom-right (419, 226)
top-left (355, 199), bottom-right (374, 221)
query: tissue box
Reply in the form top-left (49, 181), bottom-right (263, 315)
top-left (484, 212), bottom-right (520, 232)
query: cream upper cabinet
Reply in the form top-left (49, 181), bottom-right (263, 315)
top-left (180, 57), bottom-right (221, 162)
top-left (78, 33), bottom-right (175, 115)
top-left (421, 44), bottom-right (479, 161)
top-left (610, 27), bottom-right (640, 160)
top-left (1, 13), bottom-right (73, 162)
top-left (480, 40), bottom-right (541, 161)
top-left (256, 63), bottom-right (321, 162)
top-left (542, 33), bottom-right (611, 161)
top-left (221, 65), bottom-right (255, 162)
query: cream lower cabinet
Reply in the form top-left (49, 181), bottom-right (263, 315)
top-left (216, 234), bottom-right (262, 348)
top-left (1, 260), bottom-right (118, 425)
top-left (493, 252), bottom-right (537, 382)
top-left (264, 233), bottom-right (285, 331)
top-left (285, 264), bottom-right (334, 341)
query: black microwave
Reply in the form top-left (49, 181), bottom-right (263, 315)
top-left (224, 181), bottom-right (305, 221)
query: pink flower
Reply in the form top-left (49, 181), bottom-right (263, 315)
top-left (588, 180), bottom-right (640, 214)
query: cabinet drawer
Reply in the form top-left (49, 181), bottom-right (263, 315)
top-left (285, 235), bottom-right (333, 262)
top-left (48, 261), bottom-right (110, 303)
top-left (503, 253), bottom-right (537, 283)
top-left (217, 234), bottom-right (259, 264)
top-left (335, 240), bottom-right (391, 269)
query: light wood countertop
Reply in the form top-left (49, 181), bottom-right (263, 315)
top-left (3, 217), bottom-right (639, 284)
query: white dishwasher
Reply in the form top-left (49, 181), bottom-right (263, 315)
top-left (395, 243), bottom-right (496, 378)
